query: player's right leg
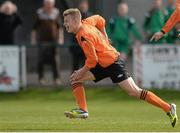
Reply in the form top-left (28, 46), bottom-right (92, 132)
top-left (118, 77), bottom-right (178, 127)
top-left (65, 63), bottom-right (109, 119)
top-left (64, 71), bottom-right (95, 119)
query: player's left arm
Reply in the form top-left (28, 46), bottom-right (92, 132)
top-left (95, 16), bottom-right (108, 38)
top-left (100, 27), bottom-right (109, 39)
top-left (84, 15), bottom-right (106, 34)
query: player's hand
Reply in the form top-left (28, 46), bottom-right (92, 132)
top-left (70, 69), bottom-right (84, 82)
top-left (70, 70), bottom-right (78, 82)
top-left (150, 31), bottom-right (164, 42)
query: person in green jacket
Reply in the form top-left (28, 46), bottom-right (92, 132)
top-left (107, 1), bottom-right (142, 61)
top-left (165, 0), bottom-right (177, 43)
top-left (143, 0), bottom-right (168, 44)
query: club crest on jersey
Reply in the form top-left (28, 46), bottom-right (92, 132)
top-left (81, 36), bottom-right (87, 42)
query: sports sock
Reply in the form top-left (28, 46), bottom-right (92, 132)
top-left (71, 82), bottom-right (88, 112)
top-left (140, 90), bottom-right (170, 113)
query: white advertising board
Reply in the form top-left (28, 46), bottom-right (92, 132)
top-left (133, 45), bottom-right (180, 89)
top-left (0, 46), bottom-right (20, 92)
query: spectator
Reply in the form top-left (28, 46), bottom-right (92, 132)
top-left (78, 0), bottom-right (93, 18)
top-left (106, 1), bottom-right (142, 61)
top-left (0, 1), bottom-right (22, 45)
top-left (69, 0), bottom-right (93, 72)
top-left (31, 0), bottom-right (64, 85)
top-left (166, 0), bottom-right (177, 43)
top-left (143, 0), bottom-right (167, 44)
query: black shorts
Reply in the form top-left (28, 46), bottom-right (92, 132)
top-left (90, 58), bottom-right (130, 83)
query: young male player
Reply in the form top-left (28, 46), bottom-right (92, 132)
top-left (151, 0), bottom-right (180, 41)
top-left (63, 8), bottom-right (178, 127)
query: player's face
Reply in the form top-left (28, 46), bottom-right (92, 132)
top-left (64, 15), bottom-right (78, 33)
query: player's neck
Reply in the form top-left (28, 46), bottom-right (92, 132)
top-left (74, 23), bottom-right (82, 34)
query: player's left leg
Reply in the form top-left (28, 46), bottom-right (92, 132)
top-left (118, 77), bottom-right (170, 111)
top-left (118, 77), bottom-right (178, 127)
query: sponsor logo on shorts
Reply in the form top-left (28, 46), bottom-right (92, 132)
top-left (117, 74), bottom-right (123, 78)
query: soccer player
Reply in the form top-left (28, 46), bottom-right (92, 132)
top-left (63, 8), bottom-right (178, 127)
top-left (151, 0), bottom-right (180, 41)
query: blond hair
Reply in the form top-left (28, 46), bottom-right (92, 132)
top-left (63, 8), bottom-right (81, 20)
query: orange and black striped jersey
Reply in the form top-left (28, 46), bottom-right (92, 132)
top-left (162, 0), bottom-right (180, 33)
top-left (75, 15), bottom-right (120, 69)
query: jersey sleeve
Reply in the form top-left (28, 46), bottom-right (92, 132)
top-left (80, 35), bottom-right (98, 69)
top-left (162, 9), bottom-right (180, 33)
top-left (84, 15), bottom-right (106, 32)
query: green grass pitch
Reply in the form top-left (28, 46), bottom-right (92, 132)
top-left (0, 87), bottom-right (179, 131)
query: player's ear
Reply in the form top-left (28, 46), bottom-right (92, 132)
top-left (74, 18), bottom-right (80, 24)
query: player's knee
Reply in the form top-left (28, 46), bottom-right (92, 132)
top-left (127, 88), bottom-right (141, 98)
top-left (128, 91), bottom-right (137, 97)
top-left (70, 81), bottom-right (83, 90)
top-left (70, 81), bottom-right (77, 88)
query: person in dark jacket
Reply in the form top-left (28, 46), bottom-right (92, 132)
top-left (31, 0), bottom-right (64, 85)
top-left (0, 1), bottom-right (22, 45)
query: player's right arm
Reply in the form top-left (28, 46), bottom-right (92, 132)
top-left (79, 35), bottom-right (98, 69)
top-left (82, 40), bottom-right (98, 70)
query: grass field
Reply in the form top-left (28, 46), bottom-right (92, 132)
top-left (0, 87), bottom-right (179, 131)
